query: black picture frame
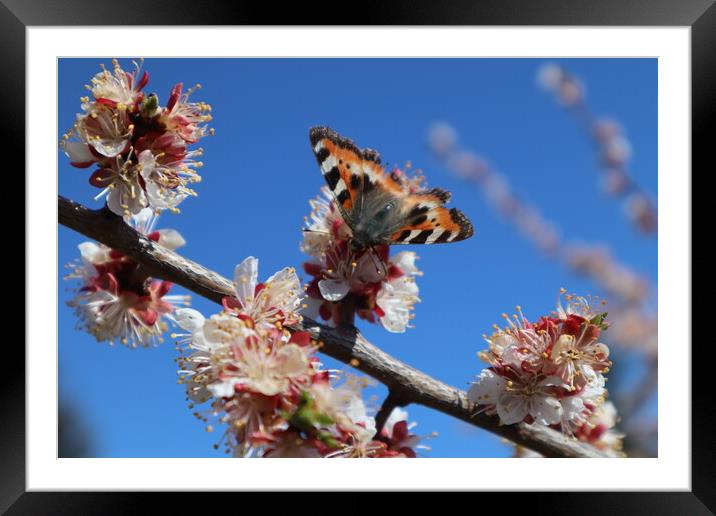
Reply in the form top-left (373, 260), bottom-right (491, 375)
top-left (5, 0), bottom-right (708, 511)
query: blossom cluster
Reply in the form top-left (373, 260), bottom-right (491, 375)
top-left (468, 292), bottom-right (617, 439)
top-left (65, 209), bottom-right (190, 347)
top-left (60, 59), bottom-right (212, 217)
top-left (176, 256), bottom-right (426, 457)
top-left (537, 63), bottom-right (657, 234)
top-left (514, 401), bottom-right (625, 457)
top-left (301, 186), bottom-right (422, 333)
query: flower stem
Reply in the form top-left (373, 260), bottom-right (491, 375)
top-left (338, 293), bottom-right (357, 327)
top-left (374, 390), bottom-right (408, 439)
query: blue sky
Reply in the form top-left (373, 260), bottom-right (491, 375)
top-left (58, 58), bottom-right (657, 458)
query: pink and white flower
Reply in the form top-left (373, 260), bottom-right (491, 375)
top-left (375, 252), bottom-right (421, 333)
top-left (158, 82), bottom-right (212, 144)
top-left (75, 104), bottom-right (133, 159)
top-left (469, 369), bottom-right (564, 426)
top-left (175, 261), bottom-right (327, 457)
top-left (87, 58), bottom-right (148, 108)
top-left (222, 256), bottom-right (303, 329)
top-left (515, 400), bottom-right (624, 457)
top-left (65, 209), bottom-right (190, 347)
top-left (574, 400), bottom-right (625, 453)
top-left (469, 292), bottom-right (615, 437)
top-left (209, 328), bottom-right (316, 399)
top-left (378, 407), bottom-right (430, 457)
top-left (301, 187), bottom-right (422, 333)
top-left (61, 58), bottom-right (211, 216)
top-left (313, 381), bottom-right (383, 458)
top-left (176, 312), bottom-right (321, 456)
top-left (262, 430), bottom-right (324, 458)
top-left (89, 153), bottom-right (147, 217)
top-left (306, 380), bottom-right (376, 437)
top-left (176, 296), bottom-right (429, 458)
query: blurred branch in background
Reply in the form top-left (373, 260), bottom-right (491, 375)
top-left (537, 63), bottom-right (658, 234)
top-left (427, 122), bottom-right (657, 457)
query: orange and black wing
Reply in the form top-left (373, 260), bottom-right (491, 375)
top-left (309, 126), bottom-right (393, 217)
top-left (390, 189), bottom-right (474, 244)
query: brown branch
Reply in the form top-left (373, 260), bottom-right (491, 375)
top-left (58, 195), bottom-right (615, 458)
top-left (373, 390), bottom-right (409, 438)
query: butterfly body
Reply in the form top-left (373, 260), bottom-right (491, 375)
top-left (309, 126), bottom-right (474, 249)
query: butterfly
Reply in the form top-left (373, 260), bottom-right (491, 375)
top-left (309, 126), bottom-right (474, 251)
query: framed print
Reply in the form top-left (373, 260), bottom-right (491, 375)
top-left (5, 0), bottom-right (709, 511)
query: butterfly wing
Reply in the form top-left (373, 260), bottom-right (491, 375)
top-left (309, 126), bottom-right (391, 225)
top-left (390, 189), bottom-right (474, 244)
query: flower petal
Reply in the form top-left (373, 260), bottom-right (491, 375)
top-left (90, 136), bottom-right (130, 158)
top-left (208, 378), bottom-right (239, 399)
top-left (131, 207), bottom-right (155, 233)
top-left (63, 141), bottom-right (96, 166)
top-left (560, 395), bottom-right (586, 424)
top-left (144, 180), bottom-right (187, 211)
top-left (276, 343), bottom-right (310, 378)
top-left (138, 149), bottom-right (157, 172)
top-left (376, 277), bottom-right (419, 333)
top-left (468, 369), bottom-right (506, 406)
top-left (106, 181), bottom-right (147, 216)
top-left (233, 257), bottom-right (259, 305)
top-left (157, 229), bottom-right (186, 250)
top-left (390, 251), bottom-right (420, 275)
top-left (382, 407), bottom-right (409, 436)
top-left (78, 242), bottom-right (107, 264)
top-left (530, 395), bottom-right (563, 426)
top-left (496, 393), bottom-right (529, 425)
top-left (175, 308), bottom-right (205, 332)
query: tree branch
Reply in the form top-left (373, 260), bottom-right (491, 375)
top-left (58, 195), bottom-right (615, 458)
top-left (373, 390), bottom-right (409, 438)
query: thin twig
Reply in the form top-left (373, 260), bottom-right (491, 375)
top-left (58, 195), bottom-right (615, 458)
top-left (373, 390), bottom-right (408, 438)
